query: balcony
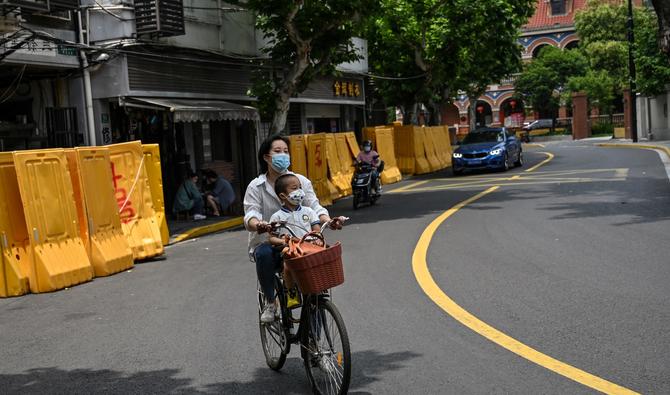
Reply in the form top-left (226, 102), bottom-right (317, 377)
top-left (1, 0), bottom-right (78, 12)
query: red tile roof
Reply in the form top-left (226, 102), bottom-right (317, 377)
top-left (523, 0), bottom-right (587, 31)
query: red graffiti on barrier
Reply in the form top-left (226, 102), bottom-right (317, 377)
top-left (314, 143), bottom-right (322, 167)
top-left (111, 162), bottom-right (136, 223)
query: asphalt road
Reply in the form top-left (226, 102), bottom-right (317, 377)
top-left (1, 141), bottom-right (669, 394)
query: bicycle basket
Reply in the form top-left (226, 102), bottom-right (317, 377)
top-left (284, 242), bottom-right (344, 294)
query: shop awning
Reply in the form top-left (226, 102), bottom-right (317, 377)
top-left (123, 97), bottom-right (260, 123)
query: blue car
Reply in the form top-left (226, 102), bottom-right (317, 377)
top-left (452, 127), bottom-right (523, 175)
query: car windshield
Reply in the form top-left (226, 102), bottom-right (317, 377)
top-left (462, 130), bottom-right (503, 144)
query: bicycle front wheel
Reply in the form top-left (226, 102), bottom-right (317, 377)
top-left (258, 282), bottom-right (288, 371)
top-left (302, 299), bottom-right (351, 395)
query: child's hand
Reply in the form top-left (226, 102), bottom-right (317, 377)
top-left (328, 216), bottom-right (349, 230)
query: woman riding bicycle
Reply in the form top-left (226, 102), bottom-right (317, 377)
top-left (243, 134), bottom-right (343, 323)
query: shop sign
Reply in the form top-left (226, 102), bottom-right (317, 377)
top-left (1, 33), bottom-right (77, 58)
top-left (333, 81), bottom-right (361, 97)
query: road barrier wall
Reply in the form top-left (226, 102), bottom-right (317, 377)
top-left (306, 133), bottom-right (332, 206)
top-left (13, 149), bottom-right (93, 293)
top-left (371, 127), bottom-right (402, 184)
top-left (0, 153), bottom-right (30, 297)
top-left (335, 133), bottom-right (355, 195)
top-left (143, 145), bottom-right (169, 246)
top-left (107, 141), bottom-right (164, 260)
top-left (66, 148), bottom-right (134, 277)
top-left (288, 135), bottom-right (308, 177)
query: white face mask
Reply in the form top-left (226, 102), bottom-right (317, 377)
top-left (286, 189), bottom-right (305, 205)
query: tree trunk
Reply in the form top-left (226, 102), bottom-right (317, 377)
top-left (270, 91), bottom-right (291, 135)
top-left (651, 0), bottom-right (670, 57)
top-left (269, 53), bottom-right (310, 134)
top-left (468, 96), bottom-right (477, 132)
top-left (429, 101), bottom-right (442, 126)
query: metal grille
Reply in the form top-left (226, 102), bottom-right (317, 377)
top-left (134, 0), bottom-right (185, 38)
top-left (45, 107), bottom-right (81, 148)
top-left (464, 152), bottom-right (487, 159)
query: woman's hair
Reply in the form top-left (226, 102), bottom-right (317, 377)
top-left (258, 134), bottom-right (290, 174)
top-left (187, 170), bottom-right (197, 179)
top-left (274, 173), bottom-right (299, 197)
top-left (203, 169), bottom-right (218, 179)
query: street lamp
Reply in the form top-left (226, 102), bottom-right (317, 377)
top-left (627, 0), bottom-right (639, 142)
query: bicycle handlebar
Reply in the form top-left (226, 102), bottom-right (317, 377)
top-left (256, 216), bottom-right (349, 238)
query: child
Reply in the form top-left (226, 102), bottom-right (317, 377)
top-left (269, 173), bottom-right (322, 308)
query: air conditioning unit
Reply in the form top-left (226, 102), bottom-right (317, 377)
top-left (134, 0), bottom-right (185, 38)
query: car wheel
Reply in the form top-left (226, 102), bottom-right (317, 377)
top-left (452, 167), bottom-right (462, 177)
top-left (514, 151), bottom-right (523, 167)
top-left (502, 152), bottom-right (509, 171)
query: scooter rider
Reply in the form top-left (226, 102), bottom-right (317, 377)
top-left (356, 140), bottom-right (381, 193)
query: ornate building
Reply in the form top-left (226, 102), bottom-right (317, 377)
top-left (444, 0), bottom-right (586, 130)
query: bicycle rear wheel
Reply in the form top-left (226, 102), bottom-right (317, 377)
top-left (258, 281), bottom-right (288, 371)
top-left (302, 298), bottom-right (351, 395)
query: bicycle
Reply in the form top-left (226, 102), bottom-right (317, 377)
top-left (254, 219), bottom-right (351, 395)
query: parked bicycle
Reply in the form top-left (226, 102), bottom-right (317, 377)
top-left (254, 218), bottom-right (351, 395)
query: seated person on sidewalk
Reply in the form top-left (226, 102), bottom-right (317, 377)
top-left (268, 173), bottom-right (322, 309)
top-left (172, 171), bottom-right (206, 220)
top-left (203, 169), bottom-right (236, 217)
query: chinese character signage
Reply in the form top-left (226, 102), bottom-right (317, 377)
top-left (333, 81), bottom-right (361, 97)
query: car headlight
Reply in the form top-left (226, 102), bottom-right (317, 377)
top-left (453, 152), bottom-right (463, 158)
top-left (489, 149), bottom-right (503, 156)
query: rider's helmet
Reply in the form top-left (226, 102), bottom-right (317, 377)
top-left (362, 140), bottom-right (372, 152)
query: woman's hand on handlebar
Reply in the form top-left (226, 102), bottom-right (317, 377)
top-left (255, 221), bottom-right (273, 234)
top-left (327, 216), bottom-right (349, 230)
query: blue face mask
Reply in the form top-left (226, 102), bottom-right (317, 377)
top-left (271, 153), bottom-right (291, 173)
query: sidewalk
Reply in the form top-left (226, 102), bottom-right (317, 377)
top-left (167, 215), bottom-right (244, 245)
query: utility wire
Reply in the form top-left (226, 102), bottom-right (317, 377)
top-left (93, 0), bottom-right (134, 21)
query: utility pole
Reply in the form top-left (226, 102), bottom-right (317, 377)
top-left (627, 0), bottom-right (638, 142)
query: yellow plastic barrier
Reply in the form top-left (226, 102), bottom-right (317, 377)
top-left (373, 127), bottom-right (402, 184)
top-left (66, 148), bottom-right (134, 277)
top-left (306, 133), bottom-right (332, 206)
top-left (325, 134), bottom-right (350, 197)
top-left (436, 126), bottom-right (453, 168)
top-left (143, 145), bottom-right (169, 246)
top-left (0, 153), bottom-right (30, 297)
top-left (411, 127), bottom-right (432, 174)
top-left (107, 141), bottom-right (164, 260)
top-left (13, 149), bottom-right (93, 293)
top-left (393, 126), bottom-right (416, 174)
top-left (423, 127), bottom-right (443, 172)
top-left (335, 133), bottom-right (355, 193)
top-left (288, 135), bottom-right (308, 176)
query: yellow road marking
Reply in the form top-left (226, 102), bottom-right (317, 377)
top-left (411, 153), bottom-right (639, 394)
top-left (391, 180), bottom-right (429, 193)
top-left (525, 152), bottom-right (554, 172)
top-left (404, 178), bottom-right (626, 193)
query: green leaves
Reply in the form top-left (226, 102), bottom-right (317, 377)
top-left (366, 0), bottom-right (534, 122)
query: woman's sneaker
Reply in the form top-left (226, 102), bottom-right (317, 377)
top-left (260, 303), bottom-right (277, 323)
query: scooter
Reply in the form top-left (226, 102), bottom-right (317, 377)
top-left (351, 158), bottom-right (384, 209)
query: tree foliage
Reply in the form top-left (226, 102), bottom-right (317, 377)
top-left (238, 0), bottom-right (371, 133)
top-left (514, 46), bottom-right (588, 118)
top-left (575, 0), bottom-right (670, 96)
top-left (366, 0), bottom-right (534, 124)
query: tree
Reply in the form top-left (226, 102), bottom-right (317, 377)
top-left (238, 0), bottom-right (371, 134)
top-left (514, 46), bottom-right (588, 119)
top-left (575, 0), bottom-right (670, 97)
top-left (650, 0), bottom-right (670, 57)
top-left (567, 70), bottom-right (616, 114)
top-left (366, 0), bottom-right (534, 125)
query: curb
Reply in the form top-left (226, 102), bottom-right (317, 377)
top-left (596, 143), bottom-right (670, 159)
top-left (169, 216), bottom-right (245, 245)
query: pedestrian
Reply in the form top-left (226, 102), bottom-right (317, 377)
top-left (203, 169), bottom-right (235, 217)
top-left (172, 171), bottom-right (206, 220)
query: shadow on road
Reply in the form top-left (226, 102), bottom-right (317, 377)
top-left (0, 350), bottom-right (421, 394)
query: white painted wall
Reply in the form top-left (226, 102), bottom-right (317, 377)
top-left (637, 87), bottom-right (670, 141)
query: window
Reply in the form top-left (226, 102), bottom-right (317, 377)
top-left (550, 0), bottom-right (566, 16)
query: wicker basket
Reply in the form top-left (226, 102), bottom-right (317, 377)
top-left (284, 242), bottom-right (344, 294)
